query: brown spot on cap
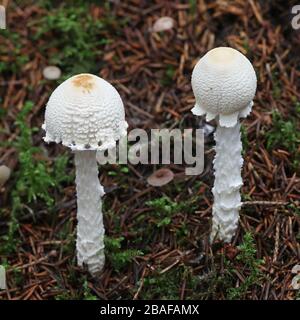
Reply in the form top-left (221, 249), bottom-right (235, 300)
top-left (72, 74), bottom-right (94, 92)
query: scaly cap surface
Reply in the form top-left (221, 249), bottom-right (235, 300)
top-left (43, 74), bottom-right (128, 150)
top-left (191, 47), bottom-right (257, 127)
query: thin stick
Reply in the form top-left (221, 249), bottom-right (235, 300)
top-left (242, 201), bottom-right (288, 206)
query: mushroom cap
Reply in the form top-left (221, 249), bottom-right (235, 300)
top-left (147, 168), bottom-right (174, 187)
top-left (0, 165), bottom-right (11, 186)
top-left (43, 74), bottom-right (128, 150)
top-left (152, 17), bottom-right (175, 33)
top-left (43, 66), bottom-right (62, 81)
top-left (191, 47), bottom-right (257, 127)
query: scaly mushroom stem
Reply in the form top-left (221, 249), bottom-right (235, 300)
top-left (211, 121), bottom-right (243, 242)
top-left (74, 150), bottom-right (105, 275)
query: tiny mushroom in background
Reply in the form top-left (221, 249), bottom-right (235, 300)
top-left (43, 66), bottom-right (62, 81)
top-left (151, 16), bottom-right (175, 33)
top-left (0, 165), bottom-right (11, 187)
top-left (147, 168), bottom-right (174, 187)
top-left (191, 47), bottom-right (257, 242)
top-left (43, 73), bottom-right (128, 275)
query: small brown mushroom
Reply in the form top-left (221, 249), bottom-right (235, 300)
top-left (147, 168), bottom-right (174, 187)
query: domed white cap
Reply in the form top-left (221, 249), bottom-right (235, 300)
top-left (191, 47), bottom-right (257, 127)
top-left (43, 74), bottom-right (128, 150)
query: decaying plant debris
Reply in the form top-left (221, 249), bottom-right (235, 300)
top-left (0, 1), bottom-right (299, 300)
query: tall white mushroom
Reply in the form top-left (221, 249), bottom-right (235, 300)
top-left (191, 47), bottom-right (257, 242)
top-left (43, 74), bottom-right (128, 275)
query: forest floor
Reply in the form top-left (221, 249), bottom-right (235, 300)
top-left (0, 0), bottom-right (299, 300)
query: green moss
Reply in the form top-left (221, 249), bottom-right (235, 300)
top-left (265, 109), bottom-right (300, 169)
top-left (141, 266), bottom-right (198, 300)
top-left (105, 236), bottom-right (143, 272)
top-left (225, 233), bottom-right (264, 299)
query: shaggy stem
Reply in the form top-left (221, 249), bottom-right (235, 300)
top-left (74, 150), bottom-right (105, 275)
top-left (211, 121), bottom-right (243, 242)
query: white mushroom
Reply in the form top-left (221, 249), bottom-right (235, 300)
top-left (151, 16), bottom-right (175, 33)
top-left (0, 165), bottom-right (11, 187)
top-left (43, 66), bottom-right (62, 81)
top-left (43, 73), bottom-right (128, 275)
top-left (191, 47), bottom-right (257, 242)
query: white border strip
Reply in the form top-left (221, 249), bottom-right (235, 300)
top-left (0, 265), bottom-right (6, 290)
top-left (0, 5), bottom-right (6, 29)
